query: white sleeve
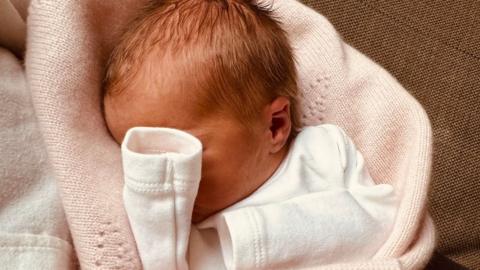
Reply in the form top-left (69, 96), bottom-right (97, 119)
top-left (121, 127), bottom-right (203, 270)
top-left (214, 125), bottom-right (398, 268)
top-left (322, 124), bottom-right (397, 221)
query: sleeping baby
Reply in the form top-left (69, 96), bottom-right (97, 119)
top-left (102, 0), bottom-right (397, 269)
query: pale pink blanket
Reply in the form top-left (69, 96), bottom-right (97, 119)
top-left (26, 0), bottom-right (435, 269)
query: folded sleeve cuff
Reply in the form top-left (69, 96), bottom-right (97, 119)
top-left (121, 127), bottom-right (203, 190)
top-left (217, 208), bottom-right (265, 269)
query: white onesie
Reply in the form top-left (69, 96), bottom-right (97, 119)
top-left (121, 124), bottom-right (397, 270)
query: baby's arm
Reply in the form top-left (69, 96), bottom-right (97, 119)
top-left (323, 124), bottom-right (397, 219)
top-left (214, 125), bottom-right (397, 268)
top-left (121, 127), bottom-right (202, 270)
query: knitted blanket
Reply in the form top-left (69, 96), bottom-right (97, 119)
top-left (0, 47), bottom-right (72, 268)
top-left (26, 0), bottom-right (435, 269)
top-left (303, 1), bottom-right (480, 268)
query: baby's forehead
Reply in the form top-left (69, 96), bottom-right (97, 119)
top-left (119, 75), bottom-right (204, 116)
top-left (105, 79), bottom-right (252, 144)
top-left (105, 88), bottom-right (200, 140)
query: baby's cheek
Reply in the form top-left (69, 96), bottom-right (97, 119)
top-left (200, 148), bottom-right (231, 184)
top-left (200, 149), bottom-right (215, 178)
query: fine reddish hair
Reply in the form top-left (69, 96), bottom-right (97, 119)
top-left (103, 0), bottom-right (301, 139)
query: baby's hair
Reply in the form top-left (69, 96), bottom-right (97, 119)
top-left (104, 0), bottom-right (300, 139)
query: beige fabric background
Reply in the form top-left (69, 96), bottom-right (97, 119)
top-left (301, 0), bottom-right (480, 268)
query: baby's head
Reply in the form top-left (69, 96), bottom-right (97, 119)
top-left (103, 0), bottom-right (299, 222)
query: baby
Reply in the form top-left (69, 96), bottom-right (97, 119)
top-left (103, 0), bottom-right (396, 269)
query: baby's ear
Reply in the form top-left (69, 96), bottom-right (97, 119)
top-left (267, 96), bottom-right (291, 153)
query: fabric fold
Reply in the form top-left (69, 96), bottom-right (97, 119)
top-left (122, 127), bottom-right (202, 270)
top-left (0, 232), bottom-right (74, 270)
top-left (122, 127), bottom-right (203, 188)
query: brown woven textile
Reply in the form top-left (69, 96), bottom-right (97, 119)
top-left (301, 0), bottom-right (480, 268)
